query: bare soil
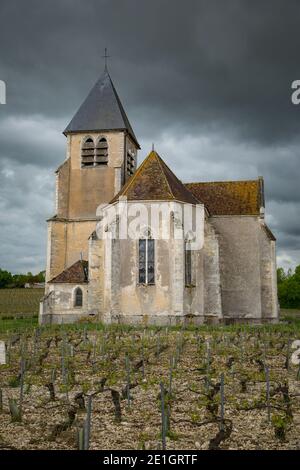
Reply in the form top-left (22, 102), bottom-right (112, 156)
top-left (0, 323), bottom-right (300, 450)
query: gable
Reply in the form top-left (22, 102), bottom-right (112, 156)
top-left (111, 150), bottom-right (199, 205)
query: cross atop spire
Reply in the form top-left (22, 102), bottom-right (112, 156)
top-left (102, 47), bottom-right (110, 71)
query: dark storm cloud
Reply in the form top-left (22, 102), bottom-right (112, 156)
top-left (1, 0), bottom-right (300, 142)
top-left (0, 0), bottom-right (299, 272)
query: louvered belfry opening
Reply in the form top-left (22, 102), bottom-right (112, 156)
top-left (81, 137), bottom-right (95, 167)
top-left (81, 136), bottom-right (108, 167)
top-left (127, 150), bottom-right (135, 176)
top-left (95, 137), bottom-right (108, 165)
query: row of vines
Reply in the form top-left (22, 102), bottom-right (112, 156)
top-left (0, 323), bottom-right (300, 449)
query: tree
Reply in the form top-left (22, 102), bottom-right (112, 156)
top-left (277, 265), bottom-right (300, 309)
top-left (277, 267), bottom-right (286, 284)
top-left (0, 269), bottom-right (13, 288)
top-left (0, 268), bottom-right (46, 288)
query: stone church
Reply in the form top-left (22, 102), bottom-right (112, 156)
top-left (39, 69), bottom-right (278, 325)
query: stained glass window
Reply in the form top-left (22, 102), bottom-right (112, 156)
top-left (74, 287), bottom-right (83, 307)
top-left (139, 239), bottom-right (146, 284)
top-left (185, 242), bottom-right (192, 286)
top-left (139, 237), bottom-right (155, 284)
top-left (147, 239), bottom-right (155, 284)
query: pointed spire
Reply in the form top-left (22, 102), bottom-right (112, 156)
top-left (64, 69), bottom-right (140, 148)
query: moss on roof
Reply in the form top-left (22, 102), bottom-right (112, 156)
top-left (111, 150), bottom-right (200, 205)
top-left (49, 260), bottom-right (88, 284)
top-left (185, 180), bottom-right (263, 216)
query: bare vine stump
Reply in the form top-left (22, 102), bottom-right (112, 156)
top-left (111, 389), bottom-right (122, 423)
top-left (45, 382), bottom-right (56, 401)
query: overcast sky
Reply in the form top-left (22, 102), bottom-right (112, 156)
top-left (0, 0), bottom-right (300, 274)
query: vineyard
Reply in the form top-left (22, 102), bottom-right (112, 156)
top-left (0, 320), bottom-right (300, 450)
top-left (0, 289), bottom-right (44, 318)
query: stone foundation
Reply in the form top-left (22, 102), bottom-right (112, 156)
top-left (39, 313), bottom-right (88, 325)
top-left (40, 311), bottom-right (278, 327)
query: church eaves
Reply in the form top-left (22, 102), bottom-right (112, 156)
top-left (110, 150), bottom-right (200, 205)
top-left (64, 70), bottom-right (140, 148)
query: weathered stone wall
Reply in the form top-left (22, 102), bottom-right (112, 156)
top-left (46, 220), bottom-right (67, 284)
top-left (259, 222), bottom-right (278, 320)
top-left (210, 216), bottom-right (262, 320)
top-left (59, 132), bottom-right (134, 217)
top-left (87, 233), bottom-right (104, 318)
top-left (96, 201), bottom-right (205, 325)
top-left (115, 237), bottom-right (172, 325)
top-left (64, 220), bottom-right (97, 268)
top-left (182, 235), bottom-right (207, 320)
top-left (210, 215), bottom-right (278, 322)
top-left (203, 221), bottom-right (222, 320)
top-left (46, 130), bottom-right (139, 283)
top-left (40, 283), bottom-right (88, 324)
top-left (46, 219), bottom-right (96, 283)
top-left (56, 159), bottom-right (70, 218)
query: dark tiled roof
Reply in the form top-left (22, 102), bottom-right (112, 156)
top-left (111, 150), bottom-right (200, 205)
top-left (49, 260), bottom-right (88, 284)
top-left (185, 180), bottom-right (263, 216)
top-left (64, 70), bottom-right (140, 148)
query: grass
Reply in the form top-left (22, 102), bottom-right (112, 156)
top-left (0, 316), bottom-right (38, 333)
top-left (0, 311), bottom-right (300, 335)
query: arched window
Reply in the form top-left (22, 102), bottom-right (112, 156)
top-left (82, 137), bottom-right (95, 167)
top-left (95, 137), bottom-right (108, 165)
top-left (138, 230), bottom-right (155, 285)
top-left (74, 287), bottom-right (83, 307)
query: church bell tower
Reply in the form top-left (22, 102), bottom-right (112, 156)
top-left (45, 67), bottom-right (140, 282)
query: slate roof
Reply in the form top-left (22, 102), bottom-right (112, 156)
top-left (49, 260), bottom-right (88, 284)
top-left (185, 180), bottom-right (263, 216)
top-left (64, 70), bottom-right (140, 148)
top-left (110, 150), bottom-right (200, 205)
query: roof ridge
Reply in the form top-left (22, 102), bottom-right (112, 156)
top-left (115, 150), bottom-right (155, 199)
top-left (185, 179), bottom-right (259, 185)
top-left (110, 150), bottom-right (199, 205)
top-left (107, 72), bottom-right (140, 146)
top-left (155, 154), bottom-right (200, 204)
top-left (155, 152), bottom-right (174, 199)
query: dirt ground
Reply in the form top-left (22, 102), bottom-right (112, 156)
top-left (0, 323), bottom-right (300, 450)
